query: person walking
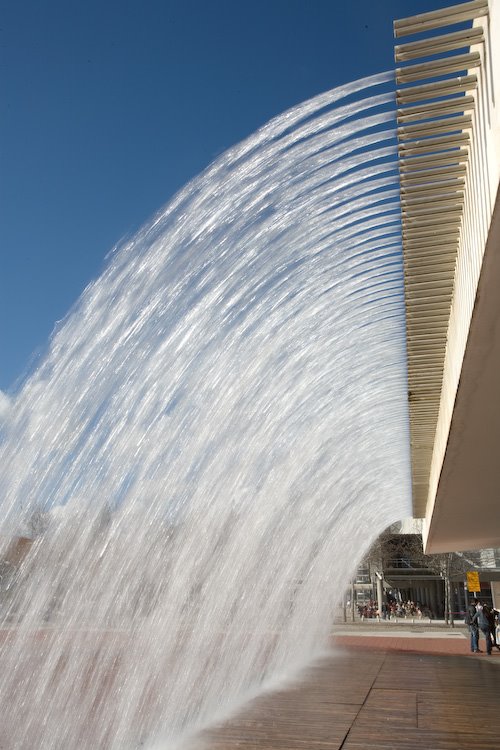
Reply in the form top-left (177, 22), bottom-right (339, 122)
top-left (465, 598), bottom-right (481, 653)
top-left (475, 602), bottom-right (492, 655)
top-left (483, 605), bottom-right (500, 651)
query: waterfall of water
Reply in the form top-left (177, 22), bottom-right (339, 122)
top-left (0, 71), bottom-right (411, 749)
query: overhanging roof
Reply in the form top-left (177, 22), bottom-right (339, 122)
top-left (394, 0), bottom-right (500, 551)
top-left (425, 186), bottom-right (500, 552)
top-left (395, 1), bottom-right (487, 518)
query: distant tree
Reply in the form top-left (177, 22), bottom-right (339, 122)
top-left (26, 508), bottom-right (50, 538)
top-left (363, 526), bottom-right (470, 626)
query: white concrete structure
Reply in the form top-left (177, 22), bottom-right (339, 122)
top-left (394, 0), bottom-right (500, 552)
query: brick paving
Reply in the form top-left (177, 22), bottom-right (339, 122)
top-left (332, 633), bottom-right (480, 655)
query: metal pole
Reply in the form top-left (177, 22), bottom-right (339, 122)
top-left (376, 576), bottom-right (384, 619)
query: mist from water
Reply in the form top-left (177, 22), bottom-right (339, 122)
top-left (0, 71), bottom-right (411, 749)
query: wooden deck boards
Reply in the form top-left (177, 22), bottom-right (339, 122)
top-left (201, 647), bottom-right (500, 750)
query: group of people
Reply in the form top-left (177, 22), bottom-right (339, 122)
top-left (357, 599), bottom-right (379, 619)
top-left (465, 598), bottom-right (500, 654)
top-left (383, 599), bottom-right (432, 620)
top-left (358, 598), bottom-right (432, 620)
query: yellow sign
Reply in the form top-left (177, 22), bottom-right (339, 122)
top-left (466, 571), bottom-right (481, 592)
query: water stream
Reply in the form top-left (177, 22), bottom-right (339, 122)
top-left (0, 71), bottom-right (411, 749)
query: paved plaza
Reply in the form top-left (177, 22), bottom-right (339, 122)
top-left (201, 623), bottom-right (500, 750)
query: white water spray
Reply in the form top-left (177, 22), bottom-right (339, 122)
top-left (0, 72), bottom-right (411, 749)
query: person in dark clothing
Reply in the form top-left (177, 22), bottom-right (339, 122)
top-left (465, 598), bottom-right (480, 653)
top-left (483, 605), bottom-right (500, 651)
top-left (474, 603), bottom-right (492, 654)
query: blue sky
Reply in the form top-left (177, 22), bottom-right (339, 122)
top-left (1, 0), bottom-right (461, 393)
